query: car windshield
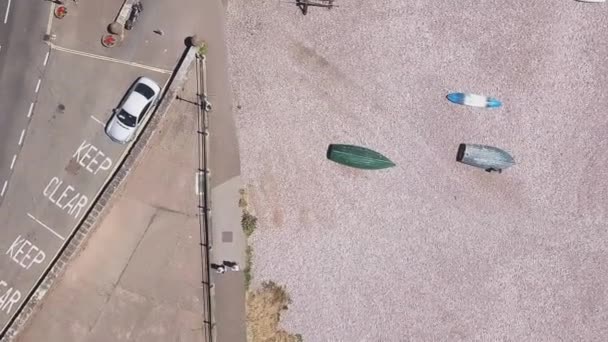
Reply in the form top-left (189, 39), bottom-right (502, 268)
top-left (116, 109), bottom-right (137, 127)
top-left (134, 83), bottom-right (155, 99)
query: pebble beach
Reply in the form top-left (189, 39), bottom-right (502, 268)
top-left (225, 0), bottom-right (608, 340)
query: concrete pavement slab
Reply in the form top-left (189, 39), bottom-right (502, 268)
top-left (14, 284), bottom-right (107, 341)
top-left (86, 286), bottom-right (204, 342)
top-left (86, 285), bottom-right (152, 342)
top-left (210, 176), bottom-right (245, 266)
top-left (172, 309), bottom-right (207, 342)
top-left (65, 197), bottom-right (158, 292)
top-left (213, 271), bottom-right (246, 342)
top-left (120, 212), bottom-right (203, 312)
top-left (122, 94), bottom-right (198, 214)
top-left (201, 3), bottom-right (240, 188)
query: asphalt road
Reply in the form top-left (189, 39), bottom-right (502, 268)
top-left (0, 0), bottom-right (174, 335)
top-left (0, 0), bottom-right (50, 203)
top-left (0, 0), bottom-right (230, 339)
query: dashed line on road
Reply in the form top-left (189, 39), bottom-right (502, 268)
top-left (27, 213), bottom-right (66, 241)
top-left (10, 154), bottom-right (16, 170)
top-left (90, 115), bottom-right (105, 126)
top-left (0, 180), bottom-right (7, 197)
top-left (35, 79), bottom-right (42, 93)
top-left (27, 102), bottom-right (34, 118)
top-left (18, 129), bottom-right (25, 145)
top-left (3, 0), bottom-right (11, 24)
top-left (43, 51), bottom-right (50, 66)
top-left (49, 43), bottom-right (173, 74)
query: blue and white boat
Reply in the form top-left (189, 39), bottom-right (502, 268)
top-left (447, 93), bottom-right (502, 108)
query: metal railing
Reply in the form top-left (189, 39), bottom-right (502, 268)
top-left (195, 52), bottom-right (214, 342)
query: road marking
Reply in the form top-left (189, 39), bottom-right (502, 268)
top-left (72, 140), bottom-right (113, 175)
top-left (6, 235), bottom-right (47, 270)
top-left (27, 102), bottom-right (34, 118)
top-left (27, 213), bottom-right (65, 241)
top-left (46, 3), bottom-right (54, 35)
top-left (35, 79), bottom-right (42, 93)
top-left (18, 129), bottom-right (25, 145)
top-left (43, 51), bottom-right (50, 66)
top-left (3, 0), bottom-right (11, 24)
top-left (90, 115), bottom-right (105, 126)
top-left (0, 181), bottom-right (7, 197)
top-left (42, 177), bottom-right (89, 219)
top-left (10, 154), bottom-right (16, 170)
top-left (49, 43), bottom-right (172, 74)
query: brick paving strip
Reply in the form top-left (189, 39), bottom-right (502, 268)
top-left (1, 45), bottom-right (200, 342)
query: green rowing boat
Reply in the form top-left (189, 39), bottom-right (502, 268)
top-left (327, 144), bottom-right (395, 170)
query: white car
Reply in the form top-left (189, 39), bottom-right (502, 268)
top-left (105, 77), bottom-right (161, 144)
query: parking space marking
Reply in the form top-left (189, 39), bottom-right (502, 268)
top-left (27, 102), bottom-right (34, 118)
top-left (3, 0), bottom-right (10, 24)
top-left (27, 214), bottom-right (65, 241)
top-left (10, 154), bottom-right (16, 170)
top-left (50, 43), bottom-right (172, 74)
top-left (34, 79), bottom-right (41, 93)
top-left (43, 51), bottom-right (50, 66)
top-left (90, 115), bottom-right (105, 126)
top-left (46, 3), bottom-right (54, 35)
top-left (1, 181), bottom-right (6, 197)
top-left (18, 129), bottom-right (25, 146)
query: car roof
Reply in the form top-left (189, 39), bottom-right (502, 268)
top-left (121, 77), bottom-right (160, 117)
top-left (122, 92), bottom-right (148, 117)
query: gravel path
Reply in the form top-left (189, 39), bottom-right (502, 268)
top-left (225, 0), bottom-right (608, 340)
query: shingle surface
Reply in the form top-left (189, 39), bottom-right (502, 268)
top-left (225, 1), bottom-right (608, 340)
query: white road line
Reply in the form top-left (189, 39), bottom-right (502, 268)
top-left (3, 0), bottom-right (11, 24)
top-left (90, 115), bottom-right (105, 126)
top-left (43, 51), bottom-right (50, 66)
top-left (18, 129), bottom-right (25, 145)
top-left (0, 181), bottom-right (7, 197)
top-left (35, 79), bottom-right (42, 93)
top-left (10, 154), bottom-right (16, 170)
top-left (27, 213), bottom-right (65, 241)
top-left (27, 102), bottom-right (34, 118)
top-left (46, 3), bottom-right (54, 35)
top-left (50, 43), bottom-right (173, 74)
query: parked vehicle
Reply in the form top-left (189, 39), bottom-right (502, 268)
top-left (105, 77), bottom-right (160, 144)
top-left (125, 2), bottom-right (143, 30)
